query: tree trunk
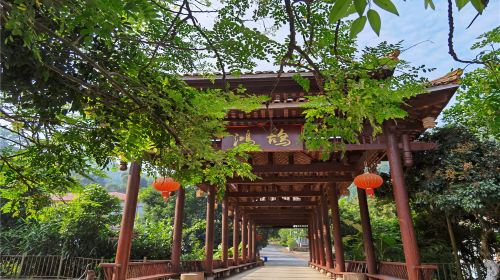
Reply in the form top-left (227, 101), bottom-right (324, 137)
top-left (445, 215), bottom-right (464, 280)
top-left (480, 228), bottom-right (498, 280)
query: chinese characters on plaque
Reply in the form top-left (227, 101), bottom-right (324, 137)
top-left (266, 128), bottom-right (291, 146)
top-left (222, 125), bottom-right (303, 151)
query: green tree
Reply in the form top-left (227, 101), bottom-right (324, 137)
top-left (0, 185), bottom-right (120, 258)
top-left (405, 125), bottom-right (500, 278)
top-left (444, 28), bottom-right (500, 140)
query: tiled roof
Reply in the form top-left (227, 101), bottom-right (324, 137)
top-left (182, 69), bottom-right (462, 88)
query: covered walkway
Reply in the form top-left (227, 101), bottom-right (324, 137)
top-left (104, 71), bottom-right (461, 280)
top-left (227, 245), bottom-right (329, 280)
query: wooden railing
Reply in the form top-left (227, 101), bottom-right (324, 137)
top-left (378, 261), bottom-right (407, 278)
top-left (338, 260), bottom-right (438, 280)
top-left (212, 259), bottom-right (223, 269)
top-left (100, 259), bottom-right (258, 280)
top-left (416, 264), bottom-right (438, 280)
top-left (128, 261), bottom-right (173, 278)
top-left (179, 260), bottom-right (204, 272)
top-left (345, 260), bottom-right (368, 273)
top-left (0, 254), bottom-right (108, 279)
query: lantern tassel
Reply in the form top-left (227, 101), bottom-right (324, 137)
top-left (366, 188), bottom-right (375, 198)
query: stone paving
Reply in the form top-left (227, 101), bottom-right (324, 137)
top-left (226, 245), bottom-right (329, 280)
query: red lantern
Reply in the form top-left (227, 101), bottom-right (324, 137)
top-left (161, 191), bottom-right (170, 202)
top-left (354, 172), bottom-right (383, 198)
top-left (152, 177), bottom-right (180, 192)
top-left (256, 235), bottom-right (263, 241)
top-left (152, 177), bottom-right (180, 202)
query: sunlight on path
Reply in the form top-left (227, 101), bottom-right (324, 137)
top-left (226, 245), bottom-right (329, 280)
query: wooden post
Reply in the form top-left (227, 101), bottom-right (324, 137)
top-left (327, 187), bottom-right (346, 272)
top-left (307, 224), bottom-right (313, 263)
top-left (321, 194), bottom-right (334, 269)
top-left (248, 220), bottom-right (253, 262)
top-left (358, 188), bottom-right (377, 275)
top-left (113, 161), bottom-right (141, 280)
top-left (252, 223), bottom-right (257, 261)
top-left (56, 253), bottom-right (64, 279)
top-left (311, 212), bottom-right (320, 265)
top-left (204, 185), bottom-right (216, 276)
top-left (241, 214), bottom-right (248, 263)
top-left (233, 208), bottom-right (239, 266)
top-left (171, 187), bottom-right (185, 272)
top-left (315, 207), bottom-right (326, 267)
top-left (385, 128), bottom-right (421, 280)
top-left (18, 253), bottom-right (26, 277)
top-left (221, 195), bottom-right (229, 268)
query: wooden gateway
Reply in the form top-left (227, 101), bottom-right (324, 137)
top-left (104, 70), bottom-right (461, 280)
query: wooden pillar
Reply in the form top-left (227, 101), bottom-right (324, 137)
top-left (312, 211), bottom-right (320, 265)
top-left (358, 188), bottom-right (377, 274)
top-left (315, 207), bottom-right (326, 267)
top-left (386, 128), bottom-right (421, 280)
top-left (232, 208), bottom-right (239, 265)
top-left (113, 162), bottom-right (141, 280)
top-left (327, 187), bottom-right (346, 272)
top-left (171, 187), bottom-right (185, 272)
top-left (204, 185), bottom-right (216, 276)
top-left (241, 214), bottom-right (248, 263)
top-left (307, 224), bottom-right (313, 263)
top-left (221, 195), bottom-right (229, 268)
top-left (321, 194), bottom-right (334, 269)
top-left (248, 220), bottom-right (253, 262)
top-left (251, 223), bottom-right (256, 261)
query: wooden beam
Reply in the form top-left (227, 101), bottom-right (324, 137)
top-left (228, 176), bottom-right (352, 184)
top-left (255, 221), bottom-right (309, 226)
top-left (344, 142), bottom-right (437, 151)
top-left (228, 190), bottom-right (322, 198)
top-left (243, 208), bottom-right (313, 214)
top-left (236, 201), bottom-right (317, 207)
top-left (251, 162), bottom-right (353, 173)
top-left (247, 211), bottom-right (311, 219)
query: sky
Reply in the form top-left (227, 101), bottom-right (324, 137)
top-left (228, 1), bottom-right (499, 122)
top-left (241, 0), bottom-right (500, 79)
top-left (354, 0), bottom-right (500, 79)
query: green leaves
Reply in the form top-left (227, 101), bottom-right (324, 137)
top-left (470, 0), bottom-right (485, 13)
top-left (329, 0), bottom-right (352, 23)
top-left (455, 0), bottom-right (469, 10)
top-left (456, 0), bottom-right (485, 13)
top-left (350, 16), bottom-right (367, 38)
top-left (354, 0), bottom-right (367, 16)
top-left (424, 0), bottom-right (436, 10)
top-left (367, 9), bottom-right (381, 36)
top-left (292, 74), bottom-right (311, 92)
top-left (373, 0), bottom-right (399, 15)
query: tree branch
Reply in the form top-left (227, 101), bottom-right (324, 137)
top-left (447, 0), bottom-right (484, 65)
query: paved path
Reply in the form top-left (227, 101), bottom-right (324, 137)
top-left (226, 245), bottom-right (329, 280)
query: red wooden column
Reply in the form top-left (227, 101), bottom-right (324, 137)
top-left (312, 211), bottom-right (321, 265)
top-left (385, 128), bottom-right (422, 280)
top-left (248, 219), bottom-right (253, 262)
top-left (358, 188), bottom-right (377, 275)
top-left (307, 223), bottom-right (313, 263)
top-left (241, 213), bottom-right (248, 263)
top-left (113, 162), bottom-right (141, 280)
top-left (232, 208), bottom-right (240, 265)
top-left (251, 223), bottom-right (256, 261)
top-left (204, 185), bottom-right (216, 276)
top-left (315, 207), bottom-right (326, 267)
top-left (327, 187), bottom-right (346, 272)
top-left (221, 194), bottom-right (229, 268)
top-left (171, 187), bottom-right (185, 272)
top-left (320, 194), bottom-right (334, 270)
top-left (253, 222), bottom-right (256, 261)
